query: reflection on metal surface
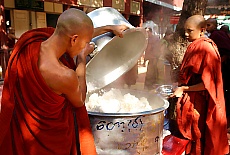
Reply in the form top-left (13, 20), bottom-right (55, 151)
top-left (87, 7), bottom-right (134, 28)
top-left (87, 7), bottom-right (145, 92)
top-left (155, 85), bottom-right (173, 98)
top-left (86, 28), bottom-right (148, 91)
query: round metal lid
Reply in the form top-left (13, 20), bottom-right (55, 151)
top-left (86, 27), bottom-right (148, 92)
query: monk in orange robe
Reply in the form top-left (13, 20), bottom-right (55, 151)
top-left (171, 15), bottom-right (229, 155)
top-left (0, 8), bottom-right (128, 155)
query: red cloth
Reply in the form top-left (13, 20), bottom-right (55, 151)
top-left (177, 37), bottom-right (229, 155)
top-left (162, 135), bottom-right (189, 155)
top-left (176, 93), bottom-right (201, 154)
top-left (0, 28), bottom-right (96, 155)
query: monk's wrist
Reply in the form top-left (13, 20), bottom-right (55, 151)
top-left (182, 86), bottom-right (189, 91)
top-left (102, 25), bottom-right (113, 33)
top-left (77, 54), bottom-right (86, 64)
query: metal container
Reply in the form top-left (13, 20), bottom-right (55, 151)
top-left (155, 85), bottom-right (173, 98)
top-left (86, 89), bottom-right (169, 155)
top-left (86, 28), bottom-right (148, 92)
top-left (86, 7), bottom-right (148, 92)
top-left (87, 7), bottom-right (134, 29)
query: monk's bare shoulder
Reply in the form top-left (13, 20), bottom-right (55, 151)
top-left (38, 60), bottom-right (79, 95)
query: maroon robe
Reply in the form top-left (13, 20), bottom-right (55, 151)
top-left (177, 37), bottom-right (229, 155)
top-left (0, 28), bottom-right (96, 155)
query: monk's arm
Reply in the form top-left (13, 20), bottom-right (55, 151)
top-left (171, 82), bottom-right (205, 97)
top-left (75, 43), bottom-right (95, 101)
top-left (181, 82), bottom-right (205, 91)
top-left (63, 59), bottom-right (87, 108)
top-left (93, 25), bottom-right (129, 38)
top-left (9, 34), bottom-right (19, 40)
top-left (75, 54), bottom-right (87, 101)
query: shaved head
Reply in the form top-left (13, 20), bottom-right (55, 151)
top-left (206, 18), bottom-right (217, 27)
top-left (184, 15), bottom-right (206, 42)
top-left (206, 18), bottom-right (217, 33)
top-left (55, 8), bottom-right (93, 37)
top-left (185, 15), bottom-right (206, 29)
top-left (220, 25), bottom-right (229, 33)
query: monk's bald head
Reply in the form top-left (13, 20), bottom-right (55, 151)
top-left (184, 15), bottom-right (206, 42)
top-left (55, 8), bottom-right (93, 37)
top-left (206, 18), bottom-right (217, 27)
top-left (220, 25), bottom-right (229, 33)
top-left (206, 18), bottom-right (217, 33)
top-left (185, 15), bottom-right (206, 29)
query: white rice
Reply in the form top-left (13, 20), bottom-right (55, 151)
top-left (86, 89), bottom-right (152, 113)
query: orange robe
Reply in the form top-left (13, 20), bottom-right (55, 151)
top-left (177, 37), bottom-right (229, 155)
top-left (0, 28), bottom-right (96, 155)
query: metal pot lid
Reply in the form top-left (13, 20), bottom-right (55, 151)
top-left (87, 7), bottom-right (134, 29)
top-left (86, 27), bottom-right (148, 92)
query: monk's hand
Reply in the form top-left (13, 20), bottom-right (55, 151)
top-left (169, 86), bottom-right (184, 98)
top-left (110, 25), bottom-right (129, 38)
top-left (79, 42), bottom-right (95, 58)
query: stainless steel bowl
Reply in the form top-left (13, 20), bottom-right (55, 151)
top-left (86, 89), bottom-right (169, 155)
top-left (155, 85), bottom-right (173, 98)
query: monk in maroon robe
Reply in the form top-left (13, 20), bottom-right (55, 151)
top-left (7, 27), bottom-right (19, 49)
top-left (206, 18), bottom-right (230, 128)
top-left (171, 15), bottom-right (229, 155)
top-left (0, 8), bottom-right (128, 155)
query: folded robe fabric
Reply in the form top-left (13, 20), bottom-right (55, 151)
top-left (176, 93), bottom-right (201, 154)
top-left (177, 37), bottom-right (229, 155)
top-left (0, 28), bottom-right (96, 155)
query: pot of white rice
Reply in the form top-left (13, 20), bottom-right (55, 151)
top-left (86, 88), bottom-right (169, 155)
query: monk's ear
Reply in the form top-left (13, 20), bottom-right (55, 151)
top-left (70, 35), bottom-right (78, 46)
top-left (200, 28), bottom-right (205, 35)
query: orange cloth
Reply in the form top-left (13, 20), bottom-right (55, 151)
top-left (0, 28), bottom-right (96, 155)
top-left (177, 37), bottom-right (229, 155)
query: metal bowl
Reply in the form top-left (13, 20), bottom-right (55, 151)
top-left (155, 85), bottom-right (173, 98)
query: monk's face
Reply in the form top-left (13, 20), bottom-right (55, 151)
top-left (206, 19), bottom-right (216, 33)
top-left (184, 20), bottom-right (203, 42)
top-left (9, 28), bottom-right (15, 34)
top-left (69, 27), bottom-right (94, 57)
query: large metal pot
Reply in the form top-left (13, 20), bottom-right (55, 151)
top-left (86, 89), bottom-right (169, 155)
